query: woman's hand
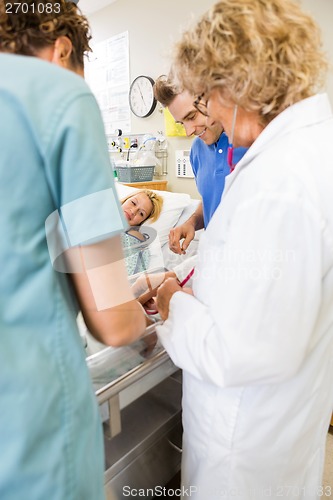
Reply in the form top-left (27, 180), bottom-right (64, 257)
top-left (131, 271), bottom-right (177, 306)
top-left (156, 277), bottom-right (193, 320)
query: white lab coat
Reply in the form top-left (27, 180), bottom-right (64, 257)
top-left (157, 94), bottom-right (333, 499)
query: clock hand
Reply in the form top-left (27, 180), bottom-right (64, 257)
top-left (138, 86), bottom-right (146, 106)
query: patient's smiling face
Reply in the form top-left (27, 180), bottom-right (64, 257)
top-left (122, 192), bottom-right (153, 226)
top-left (168, 90), bottom-right (223, 145)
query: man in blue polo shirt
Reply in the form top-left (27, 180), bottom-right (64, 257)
top-left (132, 77), bottom-right (248, 303)
top-left (154, 75), bottom-right (247, 254)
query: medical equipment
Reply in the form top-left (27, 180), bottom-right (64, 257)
top-left (179, 267), bottom-right (195, 287)
top-left (227, 104), bottom-right (238, 171)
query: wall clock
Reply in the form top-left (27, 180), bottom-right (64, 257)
top-left (129, 75), bottom-right (157, 118)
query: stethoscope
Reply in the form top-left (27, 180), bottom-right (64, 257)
top-left (227, 104), bottom-right (238, 172)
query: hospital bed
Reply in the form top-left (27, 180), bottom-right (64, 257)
top-left (85, 183), bottom-right (201, 498)
top-left (115, 182), bottom-right (201, 272)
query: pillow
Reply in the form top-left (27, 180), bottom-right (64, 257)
top-left (177, 198), bottom-right (201, 226)
top-left (115, 183), bottom-right (192, 248)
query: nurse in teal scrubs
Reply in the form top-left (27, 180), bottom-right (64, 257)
top-left (0, 1), bottom-right (146, 499)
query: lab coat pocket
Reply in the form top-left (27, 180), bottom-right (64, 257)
top-left (182, 373), bottom-right (218, 459)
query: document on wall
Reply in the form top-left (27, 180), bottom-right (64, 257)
top-left (85, 31), bottom-right (131, 134)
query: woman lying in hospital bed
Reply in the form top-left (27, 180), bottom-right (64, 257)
top-left (120, 189), bottom-right (163, 275)
top-left (81, 184), bottom-right (200, 355)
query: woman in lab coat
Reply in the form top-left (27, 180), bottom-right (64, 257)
top-left (0, 1), bottom-right (146, 499)
top-left (156, 1), bottom-right (333, 498)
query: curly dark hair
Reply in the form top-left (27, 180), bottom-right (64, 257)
top-left (0, 0), bottom-right (91, 69)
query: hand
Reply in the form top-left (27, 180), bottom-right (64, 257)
top-left (169, 221), bottom-right (196, 255)
top-left (139, 330), bottom-right (158, 358)
top-left (131, 272), bottom-right (165, 299)
top-left (131, 271), bottom-right (176, 306)
top-left (143, 297), bottom-right (158, 314)
top-left (156, 277), bottom-right (183, 320)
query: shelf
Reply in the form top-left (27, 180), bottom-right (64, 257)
top-left (119, 180), bottom-right (168, 191)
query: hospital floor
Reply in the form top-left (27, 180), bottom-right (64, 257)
top-left (155, 426), bottom-right (333, 499)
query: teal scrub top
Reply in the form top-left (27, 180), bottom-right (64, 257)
top-left (0, 54), bottom-right (126, 500)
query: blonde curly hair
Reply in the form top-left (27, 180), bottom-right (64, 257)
top-left (121, 190), bottom-right (164, 224)
top-left (172, 0), bottom-right (328, 126)
top-left (0, 0), bottom-right (91, 69)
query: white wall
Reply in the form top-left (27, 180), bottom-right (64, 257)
top-left (87, 0), bottom-right (216, 197)
top-left (86, 0), bottom-right (333, 197)
top-left (302, 0), bottom-right (333, 100)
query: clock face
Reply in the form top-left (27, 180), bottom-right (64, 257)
top-left (129, 76), bottom-right (157, 118)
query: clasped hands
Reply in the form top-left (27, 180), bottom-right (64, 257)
top-left (131, 270), bottom-right (192, 321)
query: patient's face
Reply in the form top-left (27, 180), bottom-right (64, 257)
top-left (168, 90), bottom-right (223, 145)
top-left (122, 192), bottom-right (153, 226)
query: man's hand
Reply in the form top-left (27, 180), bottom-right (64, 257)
top-left (169, 202), bottom-right (204, 255)
top-left (169, 220), bottom-right (196, 255)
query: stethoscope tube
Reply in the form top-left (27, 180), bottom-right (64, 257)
top-left (227, 104), bottom-right (238, 172)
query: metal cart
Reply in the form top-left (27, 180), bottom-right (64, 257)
top-left (87, 323), bottom-right (182, 499)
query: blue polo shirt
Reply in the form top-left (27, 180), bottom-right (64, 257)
top-left (190, 133), bottom-right (247, 227)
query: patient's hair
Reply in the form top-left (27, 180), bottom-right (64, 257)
top-left (0, 0), bottom-right (91, 69)
top-left (154, 74), bottom-right (182, 107)
top-left (121, 190), bottom-right (163, 224)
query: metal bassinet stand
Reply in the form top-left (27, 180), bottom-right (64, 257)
top-left (87, 323), bottom-right (182, 499)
